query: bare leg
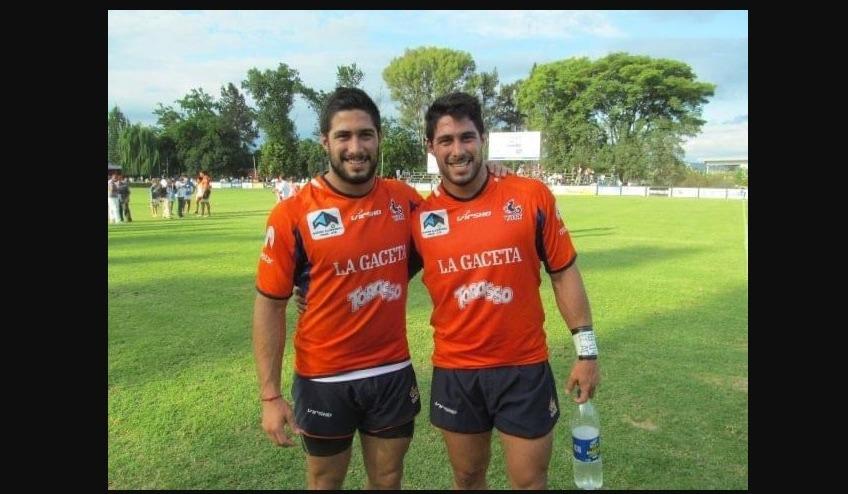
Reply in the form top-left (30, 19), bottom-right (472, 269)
top-left (360, 432), bottom-right (412, 489)
top-left (305, 446), bottom-right (352, 490)
top-left (439, 428), bottom-right (492, 489)
top-left (499, 429), bottom-right (553, 489)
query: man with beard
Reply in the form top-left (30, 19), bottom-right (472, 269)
top-left (253, 87), bottom-right (425, 490)
top-left (411, 92), bottom-right (601, 489)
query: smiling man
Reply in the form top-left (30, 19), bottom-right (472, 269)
top-left (412, 92), bottom-right (601, 489)
top-left (252, 88), bottom-right (423, 490)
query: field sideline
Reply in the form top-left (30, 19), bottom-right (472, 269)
top-left (108, 187), bottom-right (748, 489)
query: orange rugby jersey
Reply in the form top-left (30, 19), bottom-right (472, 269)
top-left (256, 175), bottom-right (423, 378)
top-left (412, 174), bottom-right (577, 369)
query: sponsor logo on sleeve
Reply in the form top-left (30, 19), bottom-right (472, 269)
top-left (307, 208), bottom-right (345, 240)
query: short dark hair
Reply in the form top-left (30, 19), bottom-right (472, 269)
top-left (320, 87), bottom-right (381, 135)
top-left (425, 92), bottom-right (485, 141)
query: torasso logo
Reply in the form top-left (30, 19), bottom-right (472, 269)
top-left (420, 210), bottom-right (449, 238)
top-left (307, 208), bottom-right (345, 239)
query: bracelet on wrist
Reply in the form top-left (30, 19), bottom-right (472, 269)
top-left (261, 394), bottom-right (282, 402)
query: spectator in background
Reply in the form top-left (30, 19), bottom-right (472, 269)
top-left (149, 178), bottom-right (160, 217)
top-left (198, 171), bottom-right (212, 217)
top-left (117, 175), bottom-right (132, 222)
top-left (194, 171), bottom-right (206, 215)
top-left (108, 172), bottom-right (121, 224)
top-left (176, 176), bottom-right (189, 218)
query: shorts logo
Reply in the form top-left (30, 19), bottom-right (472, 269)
top-left (503, 199), bottom-right (523, 221)
top-left (434, 401), bottom-right (457, 415)
top-left (306, 408), bottom-right (333, 418)
top-left (549, 397), bottom-right (558, 417)
top-left (409, 385), bottom-right (420, 404)
top-left (307, 208), bottom-right (345, 240)
top-left (420, 210), bottom-right (449, 238)
top-left (389, 199), bottom-right (405, 221)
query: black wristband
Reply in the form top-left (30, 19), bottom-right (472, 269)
top-left (569, 325), bottom-right (594, 335)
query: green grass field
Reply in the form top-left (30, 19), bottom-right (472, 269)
top-left (108, 187), bottom-right (748, 489)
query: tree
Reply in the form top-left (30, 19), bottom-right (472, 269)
top-left (297, 138), bottom-right (327, 179)
top-left (518, 53), bottom-right (714, 183)
top-left (108, 106), bottom-right (129, 165)
top-left (493, 81), bottom-right (526, 131)
top-left (382, 47), bottom-right (477, 149)
top-left (217, 82), bottom-right (258, 148)
top-left (118, 123), bottom-right (159, 177)
top-left (241, 63), bottom-right (303, 146)
top-left (336, 63), bottom-right (364, 88)
top-left (468, 69), bottom-right (499, 133)
top-left (379, 118), bottom-right (425, 177)
top-left (300, 63), bottom-right (367, 136)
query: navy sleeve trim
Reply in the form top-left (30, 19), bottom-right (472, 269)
top-left (256, 286), bottom-right (291, 300)
top-left (546, 253), bottom-right (578, 274)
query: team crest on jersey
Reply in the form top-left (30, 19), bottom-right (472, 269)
top-left (307, 208), bottom-right (345, 240)
top-left (503, 199), bottom-right (523, 221)
top-left (389, 199), bottom-right (405, 221)
top-left (420, 210), bottom-right (449, 238)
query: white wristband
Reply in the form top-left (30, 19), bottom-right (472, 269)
top-left (570, 326), bottom-right (598, 360)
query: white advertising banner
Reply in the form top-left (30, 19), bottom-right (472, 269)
top-left (726, 188), bottom-right (748, 200)
top-left (426, 153), bottom-right (439, 174)
top-left (699, 188), bottom-right (728, 199)
top-left (487, 132), bottom-right (541, 160)
top-left (621, 186), bottom-right (647, 196)
top-left (671, 187), bottom-right (699, 198)
top-left (597, 186), bottom-right (622, 196)
top-left (550, 185), bottom-right (596, 195)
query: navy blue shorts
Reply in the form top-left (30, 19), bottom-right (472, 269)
top-left (429, 361), bottom-right (560, 438)
top-left (292, 365), bottom-right (421, 439)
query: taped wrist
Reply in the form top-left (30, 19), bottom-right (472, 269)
top-left (570, 325), bottom-right (598, 360)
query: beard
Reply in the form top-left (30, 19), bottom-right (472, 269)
top-left (439, 152), bottom-right (483, 187)
top-left (328, 150), bottom-right (378, 185)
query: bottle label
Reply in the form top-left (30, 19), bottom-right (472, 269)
top-left (572, 434), bottom-right (600, 462)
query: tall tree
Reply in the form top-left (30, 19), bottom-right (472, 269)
top-left (297, 138), bottom-right (327, 179)
top-left (493, 80), bottom-right (526, 131)
top-left (108, 106), bottom-right (129, 165)
top-left (300, 63), bottom-right (368, 135)
top-left (217, 82), bottom-right (258, 147)
top-left (379, 117), bottom-right (425, 177)
top-left (518, 53), bottom-right (714, 183)
top-left (468, 68), bottom-right (499, 133)
top-left (382, 47), bottom-right (477, 149)
top-left (336, 63), bottom-right (364, 88)
top-left (118, 123), bottom-right (159, 177)
top-left (242, 63), bottom-right (303, 146)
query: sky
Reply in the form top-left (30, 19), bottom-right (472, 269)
top-left (108, 10), bottom-right (748, 163)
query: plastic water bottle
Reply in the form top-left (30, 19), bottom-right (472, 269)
top-left (571, 396), bottom-right (603, 490)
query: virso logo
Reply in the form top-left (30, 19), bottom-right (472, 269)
top-left (307, 208), bottom-right (345, 240)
